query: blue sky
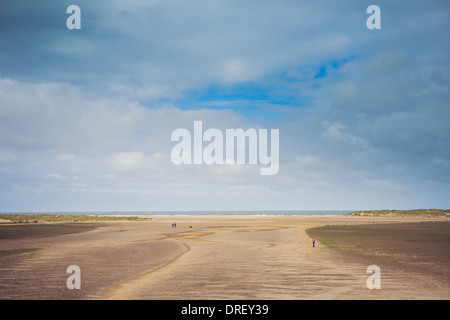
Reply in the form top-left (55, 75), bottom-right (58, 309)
top-left (0, 0), bottom-right (449, 212)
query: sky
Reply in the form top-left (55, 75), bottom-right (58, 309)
top-left (0, 0), bottom-right (449, 212)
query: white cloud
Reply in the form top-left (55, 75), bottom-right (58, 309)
top-left (0, 152), bottom-right (16, 164)
top-left (0, 1), bottom-right (449, 211)
top-left (323, 122), bottom-right (367, 146)
top-left (56, 153), bottom-right (76, 162)
top-left (364, 179), bottom-right (409, 192)
top-left (45, 173), bottom-right (79, 180)
top-left (108, 152), bottom-right (146, 172)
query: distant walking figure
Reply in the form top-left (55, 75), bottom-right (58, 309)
top-left (312, 236), bottom-right (316, 247)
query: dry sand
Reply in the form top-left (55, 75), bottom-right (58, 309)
top-left (0, 216), bottom-right (449, 300)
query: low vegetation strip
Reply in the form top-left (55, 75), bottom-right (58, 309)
top-left (0, 214), bottom-right (150, 223)
top-left (346, 209), bottom-right (450, 217)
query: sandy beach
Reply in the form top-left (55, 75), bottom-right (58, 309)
top-left (0, 215), bottom-right (449, 300)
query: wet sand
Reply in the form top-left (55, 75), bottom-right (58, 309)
top-left (0, 216), bottom-right (449, 300)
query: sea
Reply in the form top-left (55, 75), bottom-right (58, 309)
top-left (3, 210), bottom-right (353, 217)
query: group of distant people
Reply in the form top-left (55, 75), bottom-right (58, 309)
top-left (171, 222), bottom-right (176, 228)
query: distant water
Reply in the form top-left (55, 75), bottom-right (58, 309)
top-left (3, 210), bottom-right (352, 217)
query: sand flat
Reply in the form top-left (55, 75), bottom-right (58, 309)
top-left (0, 216), bottom-right (449, 299)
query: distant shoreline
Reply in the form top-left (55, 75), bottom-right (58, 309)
top-left (1, 209), bottom-right (449, 221)
top-left (0, 210), bottom-right (352, 221)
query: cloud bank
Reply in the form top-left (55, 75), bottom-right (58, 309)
top-left (0, 0), bottom-right (449, 211)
